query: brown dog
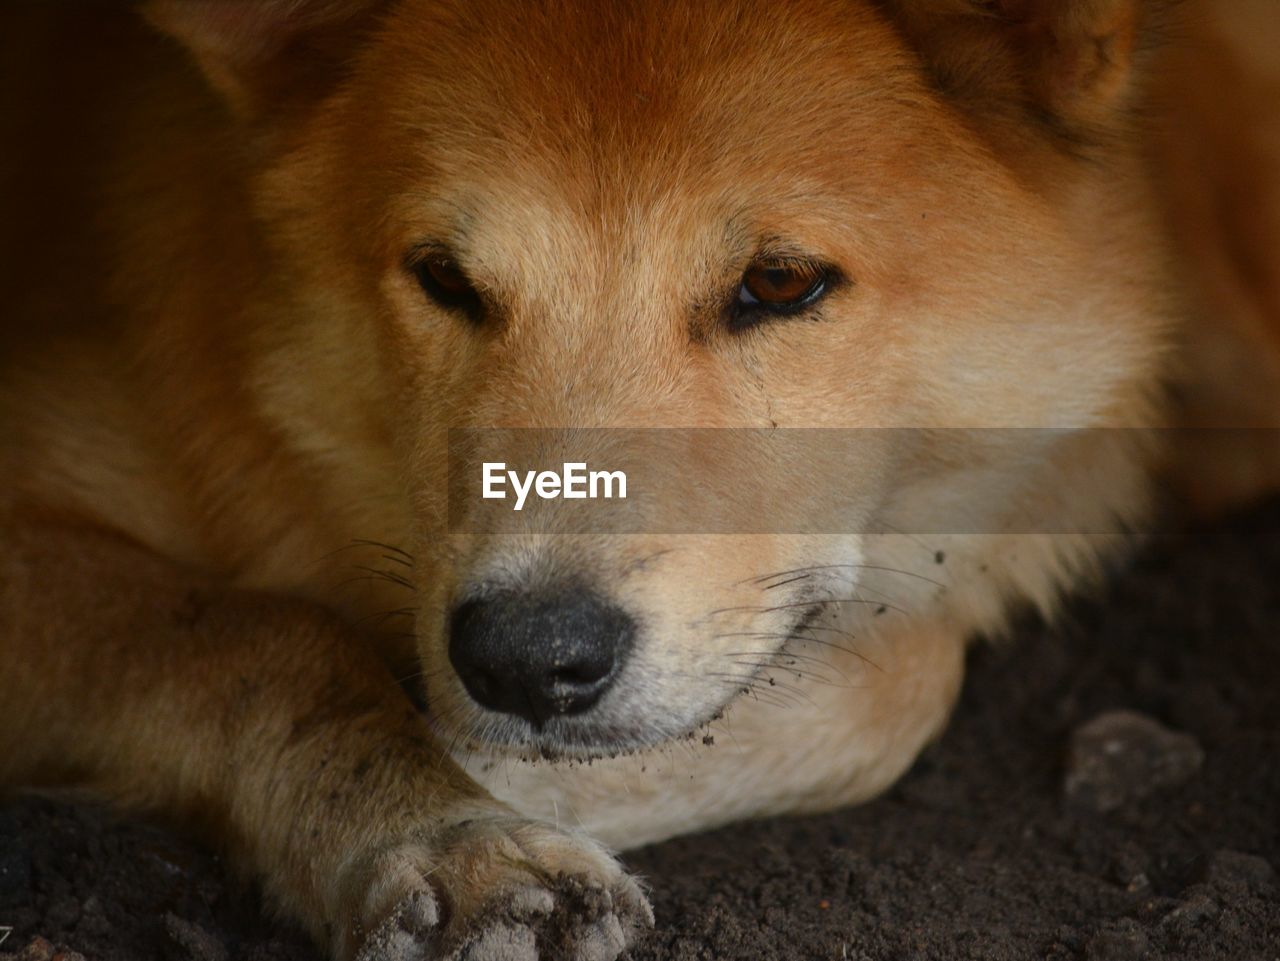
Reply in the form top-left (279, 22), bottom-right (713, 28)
top-left (2, 1), bottom-right (1277, 959)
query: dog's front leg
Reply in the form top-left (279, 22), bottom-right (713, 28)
top-left (0, 512), bottom-right (651, 960)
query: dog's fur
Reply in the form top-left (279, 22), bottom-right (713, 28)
top-left (2, 1), bottom-right (1277, 958)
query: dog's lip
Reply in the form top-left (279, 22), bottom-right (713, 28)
top-left (435, 711), bottom-right (678, 763)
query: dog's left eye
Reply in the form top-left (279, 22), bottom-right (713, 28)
top-left (732, 262), bottom-right (830, 329)
top-left (409, 255), bottom-right (484, 322)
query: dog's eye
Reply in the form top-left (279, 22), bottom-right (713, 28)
top-left (739, 263), bottom-right (825, 307)
top-left (732, 262), bottom-right (829, 330)
top-left (409, 255), bottom-right (484, 321)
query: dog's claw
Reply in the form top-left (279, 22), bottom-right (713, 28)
top-left (347, 816), bottom-right (651, 961)
top-left (353, 890), bottom-right (440, 961)
top-left (571, 913), bottom-right (627, 961)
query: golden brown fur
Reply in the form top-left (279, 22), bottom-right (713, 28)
top-left (1, 1), bottom-right (1276, 958)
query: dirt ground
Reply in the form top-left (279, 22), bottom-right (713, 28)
top-left (2, 500), bottom-right (1278, 961)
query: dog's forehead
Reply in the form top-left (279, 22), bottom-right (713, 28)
top-left (366, 0), bottom-right (927, 195)
top-left (329, 0), bottom-right (981, 294)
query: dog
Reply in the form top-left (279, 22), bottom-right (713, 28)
top-left (2, 1), bottom-right (1277, 959)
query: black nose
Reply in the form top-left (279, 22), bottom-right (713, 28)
top-left (448, 588), bottom-right (635, 726)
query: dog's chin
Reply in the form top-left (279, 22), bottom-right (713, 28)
top-left (426, 695), bottom-right (737, 765)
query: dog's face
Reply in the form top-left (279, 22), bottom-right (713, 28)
top-left (154, 0), bottom-right (1171, 759)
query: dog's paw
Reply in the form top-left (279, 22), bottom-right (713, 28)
top-left (342, 814), bottom-right (652, 961)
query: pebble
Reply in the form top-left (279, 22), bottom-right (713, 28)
top-left (1205, 850), bottom-right (1275, 892)
top-left (1064, 710), bottom-right (1204, 812)
top-left (1158, 890), bottom-right (1219, 937)
top-left (1085, 918), bottom-right (1149, 960)
top-left (164, 914), bottom-right (229, 961)
top-left (6, 938), bottom-right (54, 961)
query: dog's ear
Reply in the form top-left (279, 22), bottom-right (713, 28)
top-left (142, 0), bottom-right (383, 116)
top-left (884, 0), bottom-right (1178, 144)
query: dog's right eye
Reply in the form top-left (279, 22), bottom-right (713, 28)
top-left (409, 255), bottom-right (484, 322)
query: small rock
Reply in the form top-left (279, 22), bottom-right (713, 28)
top-left (1124, 872), bottom-right (1151, 894)
top-left (1064, 710), bottom-right (1204, 812)
top-left (1205, 850), bottom-right (1275, 892)
top-left (1159, 890), bottom-right (1219, 937)
top-left (1085, 918), bottom-right (1149, 960)
top-left (14, 938), bottom-right (55, 961)
top-left (164, 914), bottom-right (229, 961)
top-left (140, 839), bottom-right (198, 881)
top-left (820, 847), bottom-right (870, 895)
top-left (1107, 841), bottom-right (1150, 890)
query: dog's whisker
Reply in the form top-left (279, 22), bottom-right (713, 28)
top-left (789, 622), bottom-right (859, 641)
top-left (726, 649), bottom-right (854, 686)
top-left (310, 537), bottom-right (415, 572)
top-left (713, 627), bottom-right (861, 662)
top-left (714, 623), bottom-right (857, 642)
top-left (398, 663), bottom-right (451, 688)
top-left (756, 573), bottom-right (814, 592)
top-left (350, 564), bottom-right (417, 591)
top-left (351, 605), bottom-right (419, 629)
top-left (703, 672), bottom-right (797, 710)
top-left (330, 573), bottom-right (415, 594)
top-left (758, 571), bottom-right (913, 615)
top-left (620, 548), bottom-right (677, 576)
top-left (703, 670), bottom-right (778, 696)
top-left (712, 627), bottom-right (875, 670)
top-left (791, 630), bottom-right (884, 672)
top-left (733, 661), bottom-right (847, 690)
top-left (724, 662), bottom-right (823, 702)
top-left (707, 598), bottom-right (892, 619)
top-left (706, 598), bottom-right (885, 619)
top-left (349, 538), bottom-right (416, 562)
top-left (375, 553), bottom-right (413, 569)
top-left (742, 563), bottom-right (944, 589)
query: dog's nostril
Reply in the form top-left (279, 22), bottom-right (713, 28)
top-left (551, 659), bottom-right (610, 687)
top-left (447, 588), bottom-right (635, 727)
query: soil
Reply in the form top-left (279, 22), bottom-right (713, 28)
top-left (3, 500), bottom-right (1278, 961)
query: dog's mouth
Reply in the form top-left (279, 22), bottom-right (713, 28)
top-left (423, 605), bottom-right (827, 764)
top-left (420, 691), bottom-right (730, 765)
top-left (442, 712), bottom-right (722, 765)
